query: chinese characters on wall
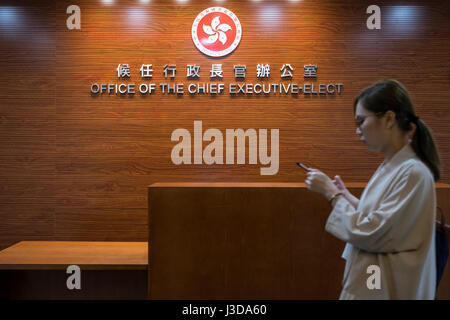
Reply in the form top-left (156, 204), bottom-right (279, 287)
top-left (91, 63), bottom-right (343, 96)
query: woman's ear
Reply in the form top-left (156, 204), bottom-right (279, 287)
top-left (385, 110), bottom-right (396, 129)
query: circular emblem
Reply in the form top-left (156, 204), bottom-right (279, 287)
top-left (192, 7), bottom-right (242, 57)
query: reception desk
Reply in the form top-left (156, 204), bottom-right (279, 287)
top-left (148, 183), bottom-right (450, 299)
top-left (0, 241), bottom-right (148, 299)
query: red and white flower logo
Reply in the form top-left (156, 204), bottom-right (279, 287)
top-left (192, 7), bottom-right (242, 57)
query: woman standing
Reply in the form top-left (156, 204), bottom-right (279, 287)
top-left (305, 79), bottom-right (441, 299)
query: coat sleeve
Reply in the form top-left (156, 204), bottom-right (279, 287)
top-left (325, 164), bottom-right (432, 253)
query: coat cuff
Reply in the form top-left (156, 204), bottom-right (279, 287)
top-left (325, 196), bottom-right (350, 241)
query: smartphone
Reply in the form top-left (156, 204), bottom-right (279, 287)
top-left (296, 162), bottom-right (310, 171)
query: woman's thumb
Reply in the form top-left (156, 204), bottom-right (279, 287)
top-left (334, 175), bottom-right (345, 188)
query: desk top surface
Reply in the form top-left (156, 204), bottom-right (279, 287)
top-left (0, 241), bottom-right (148, 270)
top-left (149, 182), bottom-right (450, 188)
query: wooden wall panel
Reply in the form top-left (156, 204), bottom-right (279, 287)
top-left (0, 1), bottom-right (56, 249)
top-left (0, 0), bottom-right (449, 260)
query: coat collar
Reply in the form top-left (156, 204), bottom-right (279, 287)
top-left (380, 142), bottom-right (417, 173)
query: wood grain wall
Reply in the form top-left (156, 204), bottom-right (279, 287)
top-left (0, 0), bottom-right (449, 250)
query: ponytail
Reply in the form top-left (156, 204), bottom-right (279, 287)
top-left (411, 119), bottom-right (441, 181)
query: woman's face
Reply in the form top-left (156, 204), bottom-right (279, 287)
top-left (355, 101), bottom-right (386, 152)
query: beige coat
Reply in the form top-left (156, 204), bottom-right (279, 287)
top-left (326, 143), bottom-right (436, 299)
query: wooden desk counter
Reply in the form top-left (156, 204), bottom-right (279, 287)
top-left (0, 241), bottom-right (148, 299)
top-left (0, 241), bottom-right (148, 270)
top-left (148, 182), bottom-right (450, 299)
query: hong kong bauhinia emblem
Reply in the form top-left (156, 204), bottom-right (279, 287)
top-left (192, 7), bottom-right (242, 57)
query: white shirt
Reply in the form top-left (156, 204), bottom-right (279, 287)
top-left (326, 142), bottom-right (436, 299)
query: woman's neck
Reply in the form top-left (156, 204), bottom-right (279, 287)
top-left (383, 136), bottom-right (409, 163)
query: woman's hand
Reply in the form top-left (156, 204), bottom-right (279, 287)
top-left (333, 175), bottom-right (360, 209)
top-left (305, 168), bottom-right (340, 200)
top-left (332, 175), bottom-right (349, 198)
